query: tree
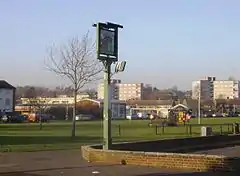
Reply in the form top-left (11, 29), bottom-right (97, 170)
top-left (16, 86), bottom-right (57, 99)
top-left (45, 32), bottom-right (102, 137)
top-left (24, 87), bottom-right (37, 98)
top-left (192, 83), bottom-right (200, 100)
top-left (228, 76), bottom-right (235, 81)
top-left (182, 99), bottom-right (188, 107)
top-left (28, 97), bottom-right (51, 130)
top-left (193, 83), bottom-right (201, 121)
top-left (85, 89), bottom-right (97, 99)
top-left (171, 85), bottom-right (178, 92)
top-left (212, 99), bottom-right (217, 112)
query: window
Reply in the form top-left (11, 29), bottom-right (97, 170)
top-left (62, 101), bottom-right (69, 104)
top-left (52, 101), bottom-right (60, 104)
top-left (5, 98), bottom-right (10, 106)
top-left (120, 106), bottom-right (125, 116)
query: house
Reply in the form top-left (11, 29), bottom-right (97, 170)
top-left (170, 104), bottom-right (190, 111)
top-left (126, 100), bottom-right (173, 118)
top-left (0, 80), bottom-right (16, 113)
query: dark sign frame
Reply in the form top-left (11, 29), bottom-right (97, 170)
top-left (97, 23), bottom-right (119, 62)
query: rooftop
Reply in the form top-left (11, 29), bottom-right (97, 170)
top-left (0, 80), bottom-right (15, 89)
top-left (126, 100), bottom-right (173, 106)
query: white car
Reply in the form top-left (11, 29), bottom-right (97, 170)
top-left (1, 115), bottom-right (8, 122)
top-left (75, 114), bottom-right (93, 121)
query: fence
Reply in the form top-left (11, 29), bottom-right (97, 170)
top-left (156, 123), bottom-right (237, 135)
top-left (114, 123), bottom-right (239, 137)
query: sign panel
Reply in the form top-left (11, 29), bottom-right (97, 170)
top-left (99, 28), bottom-right (115, 56)
top-left (115, 61), bottom-right (126, 72)
top-left (97, 23), bottom-right (118, 61)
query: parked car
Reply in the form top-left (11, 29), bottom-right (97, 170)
top-left (28, 113), bottom-right (51, 123)
top-left (10, 114), bottom-right (27, 123)
top-left (212, 113), bottom-right (224, 117)
top-left (75, 114), bottom-right (93, 121)
top-left (204, 113), bottom-right (214, 118)
top-left (1, 114), bottom-right (27, 123)
top-left (1, 115), bottom-right (8, 123)
top-left (230, 112), bottom-right (240, 117)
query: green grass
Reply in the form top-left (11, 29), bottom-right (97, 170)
top-left (0, 117), bottom-right (239, 152)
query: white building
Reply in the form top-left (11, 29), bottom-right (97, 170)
top-left (97, 83), bottom-right (119, 100)
top-left (21, 93), bottom-right (90, 105)
top-left (97, 79), bottom-right (143, 100)
top-left (0, 80), bottom-right (16, 112)
top-left (213, 80), bottom-right (240, 99)
top-left (192, 77), bottom-right (215, 100)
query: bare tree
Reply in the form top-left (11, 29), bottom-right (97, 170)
top-left (85, 88), bottom-right (97, 99)
top-left (228, 76), bottom-right (235, 81)
top-left (182, 99), bottom-right (188, 107)
top-left (212, 99), bottom-right (217, 112)
top-left (24, 87), bottom-right (37, 98)
top-left (45, 32), bottom-right (102, 137)
top-left (193, 83), bottom-right (201, 124)
top-left (192, 83), bottom-right (200, 100)
top-left (28, 97), bottom-right (51, 130)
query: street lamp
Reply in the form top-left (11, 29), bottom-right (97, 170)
top-left (198, 89), bottom-right (201, 124)
top-left (93, 22), bottom-right (125, 150)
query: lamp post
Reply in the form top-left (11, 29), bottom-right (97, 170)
top-left (198, 89), bottom-right (201, 124)
top-left (93, 22), bottom-right (124, 150)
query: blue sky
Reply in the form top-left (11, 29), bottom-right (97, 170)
top-left (0, 0), bottom-right (240, 90)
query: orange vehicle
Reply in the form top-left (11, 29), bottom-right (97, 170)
top-left (28, 113), bottom-right (38, 122)
top-left (28, 113), bottom-right (51, 123)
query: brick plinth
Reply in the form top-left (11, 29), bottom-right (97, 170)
top-left (82, 145), bottom-right (239, 171)
top-left (81, 135), bottom-right (240, 172)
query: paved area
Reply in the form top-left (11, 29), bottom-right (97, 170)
top-left (0, 150), bottom-right (237, 176)
top-left (194, 146), bottom-right (240, 157)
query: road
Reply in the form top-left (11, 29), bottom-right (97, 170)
top-left (0, 150), bottom-right (237, 176)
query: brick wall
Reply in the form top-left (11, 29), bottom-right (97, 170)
top-left (81, 135), bottom-right (240, 172)
top-left (82, 145), bottom-right (239, 171)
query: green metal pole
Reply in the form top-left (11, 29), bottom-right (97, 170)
top-left (103, 60), bottom-right (112, 150)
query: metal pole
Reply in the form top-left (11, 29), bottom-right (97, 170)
top-left (39, 107), bottom-right (43, 130)
top-left (103, 60), bottom-right (112, 150)
top-left (65, 103), bottom-right (69, 120)
top-left (198, 90), bottom-right (201, 124)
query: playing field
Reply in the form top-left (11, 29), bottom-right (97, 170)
top-left (0, 117), bottom-right (239, 152)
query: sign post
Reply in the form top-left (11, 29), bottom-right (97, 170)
top-left (93, 22), bottom-right (123, 150)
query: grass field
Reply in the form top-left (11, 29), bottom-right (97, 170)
top-left (0, 117), bottom-right (239, 152)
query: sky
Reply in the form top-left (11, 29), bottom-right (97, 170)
top-left (0, 0), bottom-right (240, 90)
